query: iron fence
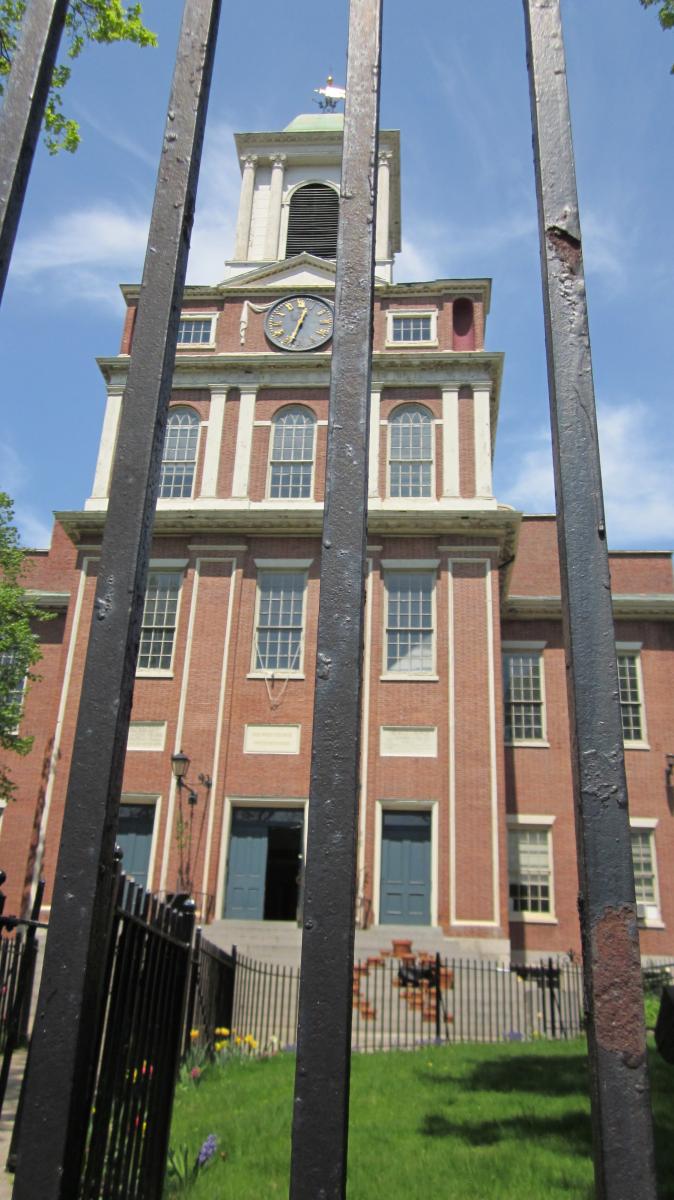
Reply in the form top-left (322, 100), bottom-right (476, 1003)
top-left (202, 948), bottom-right (586, 1053)
top-left (184, 931), bottom-right (236, 1052)
top-left (77, 878), bottom-right (195, 1200)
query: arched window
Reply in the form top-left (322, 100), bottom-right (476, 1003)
top-left (389, 405), bottom-right (433, 498)
top-left (453, 297), bottom-right (475, 350)
top-left (285, 184), bottom-right (339, 258)
top-left (159, 407), bottom-right (200, 498)
top-left (268, 407), bottom-right (316, 499)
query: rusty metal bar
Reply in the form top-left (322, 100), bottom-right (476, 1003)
top-left (11, 2), bottom-right (221, 1196)
top-left (0, 0), bottom-right (69, 304)
top-left (522, 3), bottom-right (657, 1197)
top-left (289, 0), bottom-right (382, 1194)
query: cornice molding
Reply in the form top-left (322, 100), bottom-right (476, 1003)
top-left (503, 594), bottom-right (674, 621)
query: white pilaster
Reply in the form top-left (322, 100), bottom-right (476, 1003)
top-left (201, 389), bottom-right (227, 498)
top-left (234, 155), bottom-right (258, 261)
top-left (441, 386), bottom-right (460, 497)
top-left (474, 388), bottom-right (493, 498)
top-left (231, 389), bottom-right (258, 497)
top-left (368, 388), bottom-right (382, 497)
top-left (375, 152), bottom-right (392, 262)
top-left (264, 154), bottom-right (286, 261)
top-left (90, 389), bottom-right (123, 499)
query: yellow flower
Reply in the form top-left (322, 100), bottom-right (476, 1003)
top-left (214, 1026), bottom-right (230, 1037)
top-left (214, 1040), bottom-right (224, 1052)
top-left (234, 1035), bottom-right (242, 1046)
top-left (190, 1029), bottom-right (200, 1041)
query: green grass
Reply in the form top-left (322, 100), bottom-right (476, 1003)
top-left (167, 1040), bottom-right (674, 1198)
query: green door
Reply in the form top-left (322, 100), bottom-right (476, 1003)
top-left (117, 803), bottom-right (155, 891)
top-left (380, 811), bottom-right (431, 925)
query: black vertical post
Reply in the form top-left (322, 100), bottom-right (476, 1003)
top-left (0, 0), bottom-right (70, 304)
top-left (289, 0), bottom-right (382, 1195)
top-left (522, 3), bottom-right (657, 1197)
top-left (11, 3), bottom-right (221, 1197)
top-left (435, 953), bottom-right (441, 1041)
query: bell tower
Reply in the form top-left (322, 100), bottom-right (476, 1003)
top-left (223, 111), bottom-right (401, 282)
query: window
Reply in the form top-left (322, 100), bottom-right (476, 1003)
top-left (617, 651), bottom-right (645, 743)
top-left (253, 571), bottom-right (307, 674)
top-left (285, 184), bottom-right (339, 258)
top-left (268, 407), bottom-right (316, 499)
top-left (177, 315), bottom-right (214, 346)
top-left (385, 571), bottom-right (434, 675)
top-left (159, 407), bottom-right (200, 499)
top-left (389, 404), bottom-right (433, 498)
top-left (0, 650), bottom-right (26, 733)
top-left (503, 651), bottom-right (545, 742)
top-left (386, 310), bottom-right (437, 345)
top-left (508, 827), bottom-right (553, 917)
top-left (630, 827), bottom-right (660, 922)
top-left (138, 571), bottom-right (181, 672)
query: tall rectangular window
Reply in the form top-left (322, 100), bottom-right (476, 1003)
top-left (503, 651), bottom-right (544, 742)
top-left (617, 652), bottom-right (645, 742)
top-left (254, 571), bottom-right (306, 674)
top-left (137, 572), bottom-right (181, 672)
top-left (385, 571), bottom-right (434, 674)
top-left (508, 827), bottom-right (552, 916)
top-left (630, 828), bottom-right (659, 918)
top-left (177, 316), bottom-right (214, 345)
top-left (268, 407), bottom-right (316, 499)
top-left (0, 650), bottom-right (26, 733)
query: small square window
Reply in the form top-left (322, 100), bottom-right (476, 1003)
top-left (177, 316), bottom-right (214, 346)
top-left (386, 311), bottom-right (437, 345)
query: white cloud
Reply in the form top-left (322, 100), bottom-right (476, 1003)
top-left (500, 401), bottom-right (674, 548)
top-left (0, 443), bottom-right (53, 548)
top-left (185, 121), bottom-right (240, 284)
top-left (13, 207), bottom-right (149, 278)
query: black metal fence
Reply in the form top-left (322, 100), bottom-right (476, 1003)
top-left (0, 875), bottom-right (45, 1118)
top-left (191, 948), bottom-right (586, 1054)
top-left (77, 877), bottom-right (195, 1200)
top-left (184, 931), bottom-right (236, 1052)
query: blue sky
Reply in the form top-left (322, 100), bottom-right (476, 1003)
top-left (1, 0), bottom-right (673, 552)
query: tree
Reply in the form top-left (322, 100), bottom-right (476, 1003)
top-left (0, 493), bottom-right (47, 802)
top-left (0, 1), bottom-right (156, 153)
top-left (641, 0), bottom-right (674, 71)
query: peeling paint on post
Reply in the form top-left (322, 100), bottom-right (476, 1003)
top-left (523, 2), bottom-right (658, 1197)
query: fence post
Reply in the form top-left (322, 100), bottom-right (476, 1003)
top-left (522, 3), bottom-right (657, 1197)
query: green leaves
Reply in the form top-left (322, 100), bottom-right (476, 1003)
top-left (640, 0), bottom-right (674, 70)
top-left (0, 1), bottom-right (157, 152)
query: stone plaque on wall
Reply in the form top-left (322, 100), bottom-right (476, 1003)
top-left (244, 724), bottom-right (301, 755)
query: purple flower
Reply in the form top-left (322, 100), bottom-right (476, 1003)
top-left (197, 1133), bottom-right (218, 1168)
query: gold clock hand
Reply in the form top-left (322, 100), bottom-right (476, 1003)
top-left (288, 308), bottom-right (308, 343)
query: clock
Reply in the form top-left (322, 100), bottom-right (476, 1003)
top-left (265, 294), bottom-right (334, 352)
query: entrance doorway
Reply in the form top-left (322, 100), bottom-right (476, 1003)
top-left (117, 801), bottom-right (156, 890)
top-left (224, 807), bottom-right (304, 920)
top-left (380, 810), bottom-right (431, 925)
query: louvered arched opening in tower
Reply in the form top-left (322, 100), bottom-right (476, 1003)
top-left (285, 183), bottom-right (339, 258)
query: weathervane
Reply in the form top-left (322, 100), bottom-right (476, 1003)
top-left (314, 75), bottom-right (346, 110)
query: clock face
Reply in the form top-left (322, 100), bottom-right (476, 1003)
top-left (265, 294), bottom-right (334, 352)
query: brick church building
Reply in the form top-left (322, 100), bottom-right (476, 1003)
top-left (2, 109), bottom-right (673, 960)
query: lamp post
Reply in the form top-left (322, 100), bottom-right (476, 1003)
top-left (170, 751), bottom-right (212, 895)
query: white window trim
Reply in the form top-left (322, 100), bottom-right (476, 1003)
top-left (630, 819), bottom-right (663, 927)
top-left (176, 311), bottom-right (217, 348)
top-left (506, 815), bottom-right (557, 924)
top-left (386, 404), bottom-right (435, 501)
top-left (385, 309), bottom-right (438, 347)
top-left (136, 567), bottom-right (185, 678)
top-left (158, 405), bottom-right (203, 501)
top-left (249, 565), bottom-right (310, 679)
top-left (502, 643), bottom-right (549, 747)
top-left (265, 405), bottom-right (317, 502)
top-left (381, 564), bottom-right (438, 681)
top-left (616, 643), bottom-right (649, 749)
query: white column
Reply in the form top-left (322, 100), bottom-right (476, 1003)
top-left (264, 154), bottom-right (286, 260)
top-left (368, 388), bottom-right (382, 497)
top-left (231, 389), bottom-right (257, 497)
top-left (441, 386), bottom-right (460, 497)
top-left (233, 154), bottom-right (258, 261)
top-left (473, 388), bottom-right (493, 498)
top-left (375, 152), bottom-right (392, 262)
top-left (201, 389), bottom-right (227, 498)
top-left (90, 389), bottom-right (123, 499)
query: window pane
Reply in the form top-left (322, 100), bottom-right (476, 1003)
top-left (177, 318), bottom-right (213, 344)
top-left (159, 409), bottom-right (200, 499)
top-left (138, 572), bottom-right (181, 670)
top-left (504, 653), bottom-right (544, 740)
top-left (0, 650), bottom-right (26, 731)
top-left (389, 406), bottom-right (432, 498)
top-left (508, 828), bottom-right (551, 914)
top-left (618, 654), bottom-right (643, 741)
top-left (391, 315), bottom-right (432, 342)
top-left (269, 408), bottom-right (315, 499)
top-left (631, 830), bottom-right (656, 906)
top-left (255, 571), bottom-right (305, 672)
top-left (386, 572), bottom-right (434, 673)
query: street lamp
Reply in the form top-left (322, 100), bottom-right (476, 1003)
top-left (170, 751), bottom-right (212, 894)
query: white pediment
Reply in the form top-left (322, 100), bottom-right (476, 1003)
top-left (219, 253), bottom-right (337, 290)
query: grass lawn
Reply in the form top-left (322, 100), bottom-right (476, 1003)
top-left (167, 1040), bottom-right (674, 1198)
